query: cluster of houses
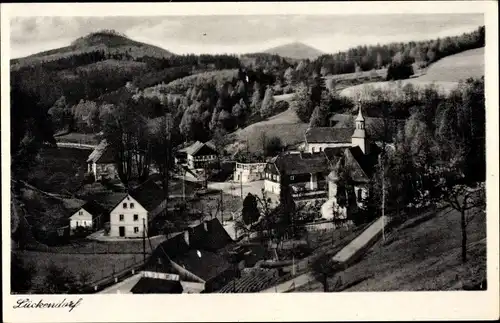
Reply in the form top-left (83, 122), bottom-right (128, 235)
top-left (69, 179), bottom-right (167, 238)
top-left (80, 100), bottom-right (384, 237)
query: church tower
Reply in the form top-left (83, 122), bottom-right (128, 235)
top-left (351, 99), bottom-right (368, 154)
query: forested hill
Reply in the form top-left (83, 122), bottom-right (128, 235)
top-left (309, 26), bottom-right (484, 75)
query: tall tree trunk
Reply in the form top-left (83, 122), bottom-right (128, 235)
top-left (323, 276), bottom-right (328, 292)
top-left (461, 209), bottom-right (467, 263)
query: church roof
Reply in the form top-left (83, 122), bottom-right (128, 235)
top-left (326, 144), bottom-right (381, 184)
top-left (305, 127), bottom-right (353, 144)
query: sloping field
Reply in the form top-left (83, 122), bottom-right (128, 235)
top-left (340, 47), bottom-right (484, 99)
top-left (295, 205), bottom-right (486, 292)
top-left (227, 107), bottom-right (308, 154)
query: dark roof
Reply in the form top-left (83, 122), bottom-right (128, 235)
top-left (80, 200), bottom-right (107, 218)
top-left (184, 141), bottom-right (217, 157)
top-left (305, 127), bottom-right (353, 144)
top-left (130, 277), bottom-right (183, 294)
top-left (327, 145), bottom-right (381, 183)
top-left (267, 152), bottom-right (329, 175)
top-left (148, 218), bottom-right (234, 281)
top-left (129, 179), bottom-right (166, 212)
top-left (330, 114), bottom-right (405, 142)
top-left (87, 140), bottom-right (115, 164)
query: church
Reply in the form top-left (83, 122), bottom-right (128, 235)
top-left (319, 102), bottom-right (381, 220)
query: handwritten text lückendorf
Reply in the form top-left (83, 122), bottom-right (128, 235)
top-left (14, 298), bottom-right (83, 312)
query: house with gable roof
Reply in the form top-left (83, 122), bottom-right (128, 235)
top-left (108, 179), bottom-right (167, 238)
top-left (181, 141), bottom-right (218, 170)
top-left (69, 200), bottom-right (108, 234)
top-left (87, 140), bottom-right (118, 181)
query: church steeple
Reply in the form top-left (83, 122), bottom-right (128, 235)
top-left (351, 99), bottom-right (368, 154)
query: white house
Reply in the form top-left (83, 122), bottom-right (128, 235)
top-left (109, 180), bottom-right (167, 238)
top-left (69, 200), bottom-right (108, 234)
top-left (233, 162), bottom-right (267, 183)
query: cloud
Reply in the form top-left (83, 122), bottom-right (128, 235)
top-left (9, 14), bottom-right (484, 58)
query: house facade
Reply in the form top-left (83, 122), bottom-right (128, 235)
top-left (69, 200), bottom-right (108, 235)
top-left (183, 141), bottom-right (218, 170)
top-left (109, 180), bottom-right (167, 238)
top-left (234, 162), bottom-right (267, 183)
top-left (263, 152), bottom-right (328, 196)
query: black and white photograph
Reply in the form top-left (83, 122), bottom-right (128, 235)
top-left (2, 2), bottom-right (498, 322)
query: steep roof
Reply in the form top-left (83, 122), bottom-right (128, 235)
top-left (148, 219), bottom-right (234, 282)
top-left (268, 152), bottom-right (329, 175)
top-left (305, 127), bottom-right (353, 144)
top-left (86, 140), bottom-right (115, 164)
top-left (129, 179), bottom-right (166, 212)
top-left (326, 144), bottom-right (381, 183)
top-left (184, 141), bottom-right (217, 157)
top-left (130, 278), bottom-right (183, 294)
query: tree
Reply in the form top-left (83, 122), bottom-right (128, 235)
top-left (41, 263), bottom-right (78, 294)
top-left (11, 252), bottom-right (37, 294)
top-left (308, 92), bottom-right (330, 128)
top-left (48, 96), bottom-right (72, 131)
top-left (211, 127), bottom-right (228, 159)
top-left (250, 82), bottom-right (263, 113)
top-left (310, 253), bottom-right (341, 292)
top-left (241, 193), bottom-right (259, 226)
top-left (376, 52), bottom-right (384, 69)
top-left (294, 84), bottom-right (314, 123)
top-left (274, 160), bottom-right (296, 240)
top-left (11, 85), bottom-right (56, 181)
top-left (284, 67), bottom-right (295, 86)
top-left (432, 165), bottom-right (485, 263)
top-left (265, 136), bottom-right (283, 157)
top-left (260, 87), bottom-right (275, 118)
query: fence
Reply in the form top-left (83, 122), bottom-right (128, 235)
top-left (25, 236), bottom-right (167, 254)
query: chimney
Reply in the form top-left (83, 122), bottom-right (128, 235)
top-left (183, 230), bottom-right (190, 246)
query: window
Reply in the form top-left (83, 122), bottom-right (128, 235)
top-left (119, 214), bottom-right (124, 221)
top-left (78, 211), bottom-right (83, 215)
top-left (130, 203), bottom-right (135, 209)
top-left (319, 147), bottom-right (323, 152)
top-left (123, 203), bottom-right (128, 209)
top-left (290, 175), bottom-right (295, 180)
top-left (76, 221), bottom-right (79, 226)
top-left (312, 147), bottom-right (316, 153)
top-left (134, 214), bottom-right (139, 221)
top-left (134, 227), bottom-right (139, 233)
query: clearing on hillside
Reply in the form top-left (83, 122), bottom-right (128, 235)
top-left (294, 205), bottom-right (486, 292)
top-left (226, 97), bottom-right (309, 154)
top-left (339, 47), bottom-right (484, 99)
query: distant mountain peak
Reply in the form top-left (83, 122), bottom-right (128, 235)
top-left (264, 42), bottom-right (324, 60)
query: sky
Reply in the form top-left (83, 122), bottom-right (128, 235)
top-left (9, 14), bottom-right (484, 59)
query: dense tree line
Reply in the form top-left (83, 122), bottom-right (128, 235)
top-left (310, 26), bottom-right (484, 76)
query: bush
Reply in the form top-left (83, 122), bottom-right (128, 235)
top-left (83, 172), bottom-right (95, 184)
top-left (265, 136), bottom-right (283, 157)
top-left (103, 222), bottom-right (111, 235)
top-left (274, 100), bottom-right (289, 114)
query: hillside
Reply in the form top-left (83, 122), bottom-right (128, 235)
top-left (264, 42), bottom-right (324, 60)
top-left (339, 47), bottom-right (484, 99)
top-left (11, 31), bottom-right (174, 69)
top-left (295, 205), bottom-right (486, 292)
top-left (226, 94), bottom-right (308, 154)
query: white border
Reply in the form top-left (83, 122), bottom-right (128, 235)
top-left (2, 2), bottom-right (499, 322)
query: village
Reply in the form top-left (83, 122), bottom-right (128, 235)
top-left (10, 16), bottom-right (487, 296)
top-left (37, 101), bottom-right (379, 294)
